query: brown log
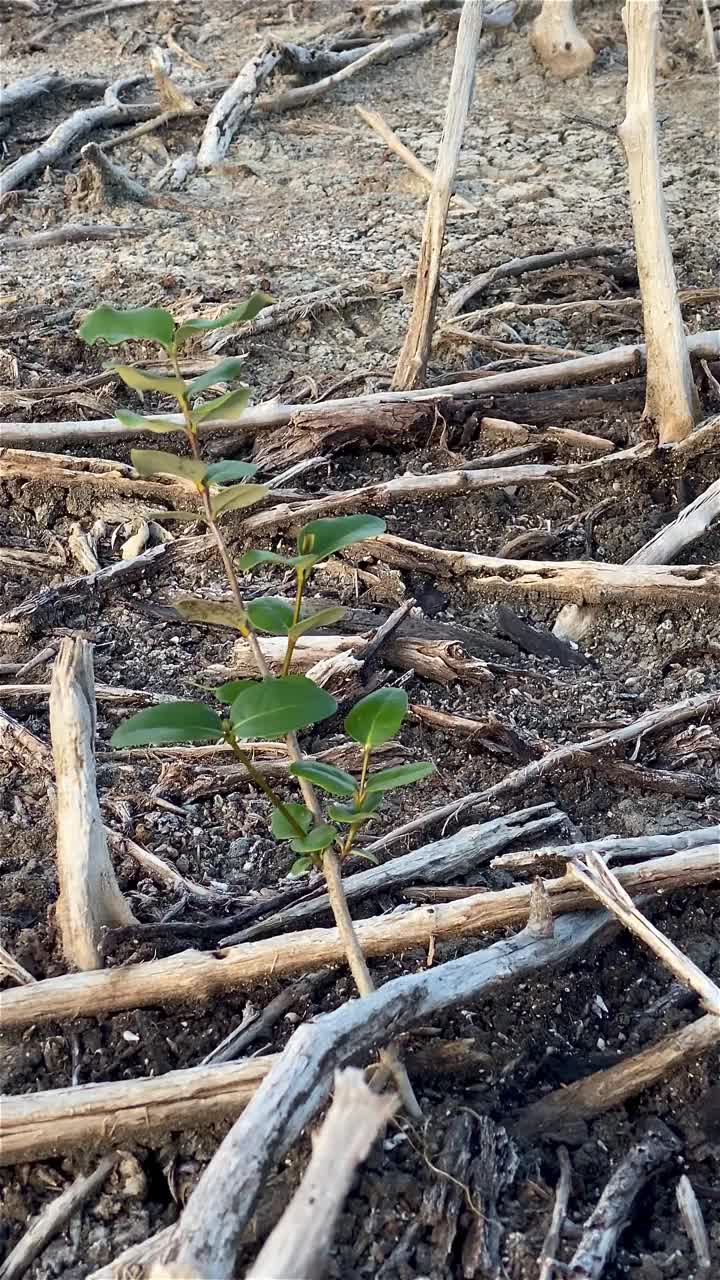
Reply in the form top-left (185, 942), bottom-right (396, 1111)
top-left (1, 846), bottom-right (717, 1031)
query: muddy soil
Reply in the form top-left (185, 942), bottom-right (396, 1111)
top-left (1, 1), bottom-right (719, 1277)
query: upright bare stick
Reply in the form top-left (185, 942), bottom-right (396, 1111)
top-left (246, 1071), bottom-right (397, 1280)
top-left (619, 0), bottom-right (699, 443)
top-left (50, 638), bottom-right (134, 969)
top-left (530, 0), bottom-right (595, 79)
top-left (392, 0), bottom-right (483, 389)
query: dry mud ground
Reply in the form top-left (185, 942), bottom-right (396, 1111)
top-left (1, 1), bottom-right (720, 1277)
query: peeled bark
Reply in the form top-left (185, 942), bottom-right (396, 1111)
top-left (50, 638), bottom-right (134, 970)
top-left (619, 0), bottom-right (700, 443)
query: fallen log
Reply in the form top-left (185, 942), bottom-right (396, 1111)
top-left (355, 533), bottom-right (720, 609)
top-left (2, 330), bottom-right (717, 449)
top-left (1, 845), bottom-right (717, 1031)
top-left (491, 824), bottom-right (720, 875)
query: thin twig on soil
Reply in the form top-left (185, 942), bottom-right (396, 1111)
top-left (443, 286), bottom-right (719, 332)
top-left (0, 224), bottom-right (142, 250)
top-left (570, 852), bottom-right (720, 1015)
top-left (245, 1070), bottom-right (397, 1280)
top-left (202, 973), bottom-right (327, 1065)
top-left (676, 1175), bottom-right (713, 1273)
top-left (101, 909), bottom-right (619, 1278)
top-left (0, 73), bottom-right (109, 117)
top-left (538, 1147), bottom-right (572, 1280)
top-left (29, 0), bottom-right (170, 47)
top-left (392, 0), bottom-right (483, 389)
top-left (2, 844), bottom-right (717, 1031)
top-left (444, 243), bottom-right (624, 318)
top-left (355, 106), bottom-right (477, 213)
top-left (568, 1126), bottom-right (681, 1280)
top-left (0, 1154), bottom-right (119, 1280)
top-left (513, 1013), bottom-right (720, 1139)
top-left (363, 689), bottom-right (720, 854)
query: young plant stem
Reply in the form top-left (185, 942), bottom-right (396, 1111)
top-left (174, 371), bottom-right (419, 1114)
top-left (223, 731), bottom-right (308, 840)
top-left (282, 569), bottom-right (306, 677)
top-left (340, 746), bottom-right (371, 859)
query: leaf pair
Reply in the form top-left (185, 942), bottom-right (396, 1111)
top-left (131, 448), bottom-right (267, 519)
top-left (79, 296), bottom-right (272, 353)
top-left (240, 514), bottom-right (386, 574)
top-left (290, 758), bottom-right (435, 796)
top-left (246, 597), bottom-right (346, 641)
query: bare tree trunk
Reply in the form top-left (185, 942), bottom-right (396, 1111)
top-left (530, 0), bottom-right (595, 78)
top-left (50, 638), bottom-right (134, 969)
top-left (392, 0), bottom-right (483, 389)
top-left (619, 0), bottom-right (700, 444)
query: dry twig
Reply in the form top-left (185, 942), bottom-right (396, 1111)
top-left (355, 106), bottom-right (477, 213)
top-left (538, 1147), bottom-right (572, 1280)
top-left (0, 1154), bottom-right (119, 1280)
top-left (444, 243), bottom-right (622, 318)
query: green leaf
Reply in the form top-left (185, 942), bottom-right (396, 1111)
top-left (113, 366), bottom-right (186, 396)
top-left (211, 483), bottom-right (268, 518)
top-left (205, 459), bottom-right (258, 485)
top-left (175, 292), bottom-right (273, 345)
top-left (115, 409), bottom-right (184, 435)
top-left (288, 606), bottom-right (346, 641)
top-left (289, 856), bottom-right (313, 877)
top-left (173, 596), bottom-right (247, 629)
top-left (366, 762), bottom-right (436, 793)
top-left (344, 688), bottom-right (408, 749)
top-left (297, 515), bottom-right (386, 562)
top-left (148, 510), bottom-right (204, 523)
top-left (290, 824), bottom-right (337, 854)
top-left (350, 850), bottom-right (380, 865)
top-left (213, 679), bottom-right (256, 706)
top-left (288, 761), bottom-right (356, 797)
top-left (131, 449), bottom-right (206, 486)
top-left (194, 389), bottom-right (251, 424)
top-left (79, 304), bottom-right (175, 350)
top-left (238, 549), bottom-right (318, 572)
top-left (327, 797), bottom-right (380, 825)
top-left (110, 702), bottom-right (223, 747)
top-left (271, 802), bottom-right (312, 839)
top-left (230, 675), bottom-right (337, 739)
top-left (245, 597), bottom-right (295, 634)
top-left (188, 359), bottom-right (248, 397)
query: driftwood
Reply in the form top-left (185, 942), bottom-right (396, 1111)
top-left (355, 532), bottom-right (720, 610)
top-left (619, 0), bottom-right (699, 444)
top-left (491, 824), bottom-right (720, 876)
top-left (392, 0), bottom-right (483, 388)
top-left (568, 1126), bottom-right (680, 1280)
top-left (0, 1154), bottom-right (119, 1280)
top-left (554, 475), bottom-right (720, 641)
top-left (0, 76), bottom-right (158, 195)
top-left (242, 445), bottom-right (647, 534)
top-left (106, 909), bottom-right (618, 1278)
top-left (530, 0), bottom-right (595, 78)
top-left (2, 331), bottom-right (718, 449)
top-left (197, 39), bottom-right (282, 168)
top-left (365, 688), bottom-right (720, 853)
top-left (445, 243), bottom-right (623, 319)
top-left (221, 803), bottom-right (566, 944)
top-left (49, 638), bottom-right (134, 969)
top-left (355, 105), bottom-right (477, 214)
top-left (0, 1058), bottom-right (275, 1166)
top-left (2, 845), bottom-right (717, 1031)
top-left (245, 1071), bottom-right (397, 1280)
top-left (513, 1013), bottom-right (720, 1140)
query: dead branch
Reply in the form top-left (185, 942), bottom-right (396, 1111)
top-left (568, 1126), bottom-right (680, 1279)
top-left (78, 142), bottom-right (202, 212)
top-left (2, 330), bottom-right (718, 450)
top-left (109, 909), bottom-right (618, 1278)
top-left (2, 845), bottom-right (717, 1032)
top-left (355, 105), bottom-right (477, 213)
top-left (491, 825), bottom-right (720, 876)
top-left (259, 29), bottom-right (438, 116)
top-left (0, 1154), bottom-right (119, 1280)
top-left (676, 1175), bottom-right (713, 1274)
top-left (554, 475), bottom-right (720, 641)
top-left (0, 77), bottom-right (157, 195)
top-left (105, 831), bottom-right (228, 904)
top-left (197, 39), bottom-right (283, 168)
top-left (445, 243), bottom-right (623, 318)
top-left (530, 0), bottom-right (595, 78)
top-left (392, 1), bottom-right (483, 389)
top-left (410, 701), bottom-right (540, 757)
top-left (0, 73), bottom-right (109, 118)
top-left (50, 638), bottom-right (135, 969)
top-left (205, 280), bottom-right (399, 353)
top-left (0, 942), bottom-right (36, 987)
top-left (538, 1147), bottom-right (572, 1280)
top-left (0, 223), bottom-right (141, 251)
top-left (246, 1070), bottom-right (397, 1280)
top-left (570, 853), bottom-right (720, 1015)
top-left (445, 287), bottom-right (719, 332)
top-left (619, 0), bottom-right (700, 443)
top-left (0, 445), bottom-right (200, 507)
top-left (366, 0), bottom-right (517, 29)
top-left (356, 531), bottom-right (720, 609)
top-left (364, 689), bottom-right (720, 854)
top-left (220, 803), bottom-right (565, 944)
top-left (513, 1014), bottom-right (720, 1140)
top-left (29, 0), bottom-right (167, 46)
top-left (0, 1059), bottom-right (275, 1166)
